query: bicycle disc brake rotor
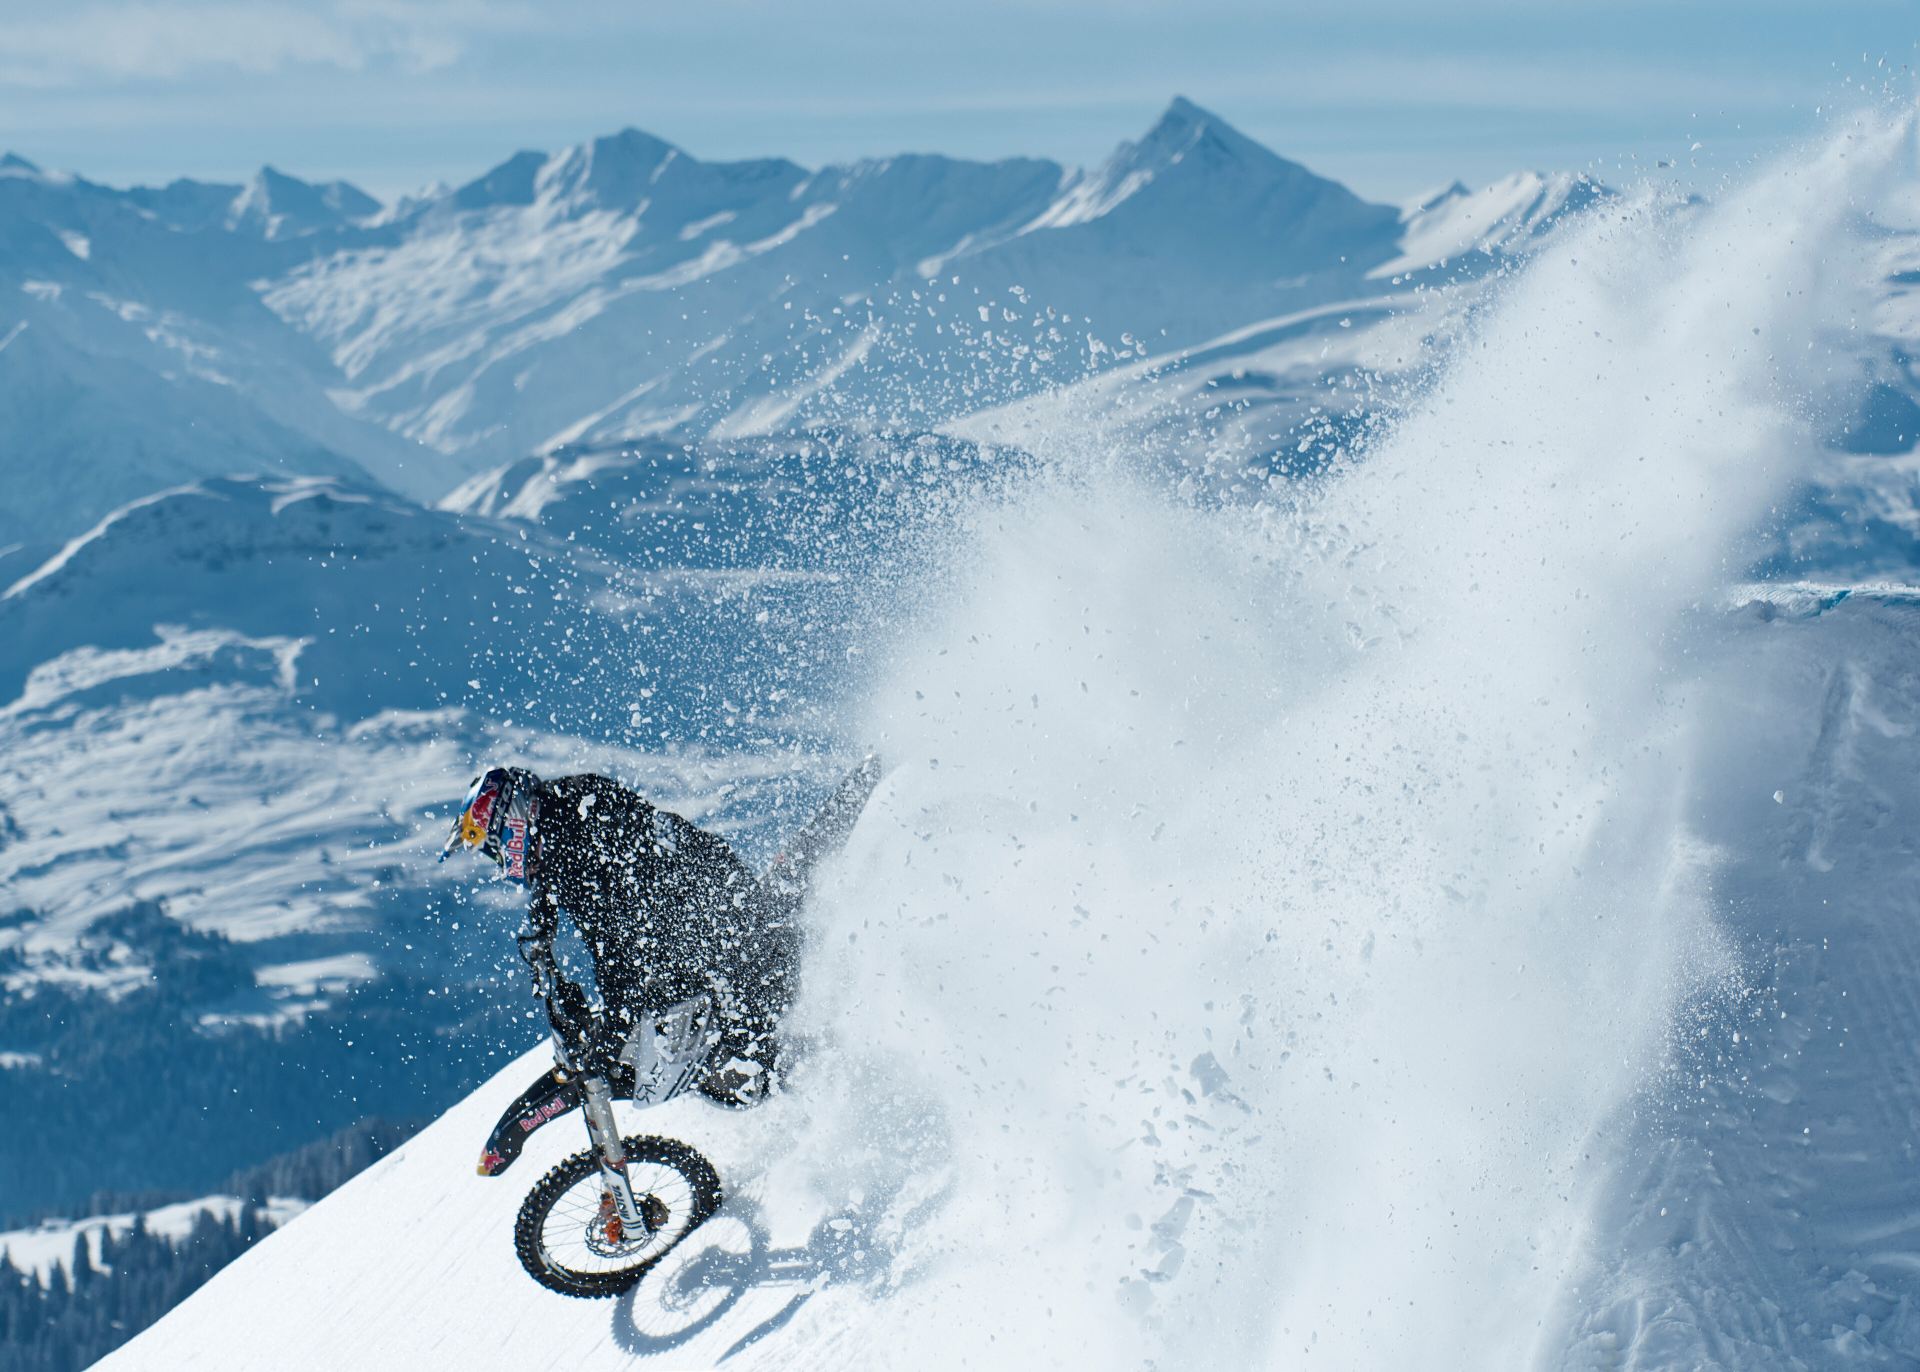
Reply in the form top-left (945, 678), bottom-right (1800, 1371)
top-left (581, 1189), bottom-right (669, 1259)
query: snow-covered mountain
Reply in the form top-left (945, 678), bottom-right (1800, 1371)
top-left (9, 94), bottom-right (1916, 570)
top-left (83, 105), bottom-right (1920, 1370)
top-left (1383, 170), bottom-right (1613, 278)
top-left (1, 99), bottom-right (1629, 553)
top-left (0, 155), bottom-right (431, 547)
top-left (227, 166), bottom-right (381, 240)
top-left (12, 98), bottom-right (1920, 1371)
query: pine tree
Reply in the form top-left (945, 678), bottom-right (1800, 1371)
top-left (2, 1116), bottom-right (423, 1370)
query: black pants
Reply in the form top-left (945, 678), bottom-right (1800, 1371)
top-left (597, 917), bottom-right (798, 1073)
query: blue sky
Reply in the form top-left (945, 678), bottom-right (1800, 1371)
top-left (0, 0), bottom-right (1914, 204)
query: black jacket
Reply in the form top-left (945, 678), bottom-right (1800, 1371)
top-left (526, 774), bottom-right (793, 1027)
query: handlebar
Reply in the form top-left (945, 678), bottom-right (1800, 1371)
top-left (515, 930), bottom-right (559, 988)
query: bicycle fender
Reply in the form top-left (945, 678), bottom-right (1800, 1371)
top-left (478, 1066), bottom-right (583, 1176)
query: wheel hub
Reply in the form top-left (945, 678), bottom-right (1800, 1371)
top-left (582, 1188), bottom-right (670, 1258)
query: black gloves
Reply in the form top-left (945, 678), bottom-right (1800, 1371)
top-left (518, 928), bottom-right (595, 1064)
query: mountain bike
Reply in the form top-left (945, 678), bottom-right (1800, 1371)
top-left (478, 938), bottom-right (731, 1298)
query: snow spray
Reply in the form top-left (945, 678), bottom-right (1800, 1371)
top-left (766, 112), bottom-right (1912, 1369)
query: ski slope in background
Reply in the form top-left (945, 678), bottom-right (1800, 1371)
top-left (102, 110), bottom-right (1920, 1370)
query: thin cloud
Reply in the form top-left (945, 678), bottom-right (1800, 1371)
top-left (0, 1), bottom-right (535, 87)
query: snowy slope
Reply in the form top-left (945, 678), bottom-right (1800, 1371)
top-left (1561, 587), bottom-right (1920, 1369)
top-left (102, 588), bottom-right (1920, 1372)
top-left (95, 1041), bottom-right (904, 1372)
top-left (948, 288), bottom-right (1454, 487)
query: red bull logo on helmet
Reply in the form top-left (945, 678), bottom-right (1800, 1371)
top-left (443, 766), bottom-right (538, 879)
top-left (503, 815), bottom-right (528, 880)
top-left (454, 776), bottom-right (500, 852)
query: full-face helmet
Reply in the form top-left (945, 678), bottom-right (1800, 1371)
top-left (441, 766), bottom-right (541, 883)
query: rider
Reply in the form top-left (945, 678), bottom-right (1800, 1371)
top-left (443, 761), bottom-right (876, 1116)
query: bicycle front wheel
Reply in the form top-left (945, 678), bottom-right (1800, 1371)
top-left (513, 1135), bottom-right (723, 1298)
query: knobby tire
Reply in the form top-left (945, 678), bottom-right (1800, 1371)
top-left (513, 1135), bottom-right (723, 1298)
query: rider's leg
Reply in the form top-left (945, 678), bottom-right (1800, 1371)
top-left (695, 984), bottom-right (785, 1109)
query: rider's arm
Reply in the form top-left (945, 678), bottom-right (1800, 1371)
top-left (518, 893), bottom-right (593, 1038)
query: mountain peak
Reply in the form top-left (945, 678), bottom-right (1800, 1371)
top-left (592, 127), bottom-right (678, 163)
top-left (1028, 96), bottom-right (1399, 274)
top-left (1152, 95), bottom-right (1213, 137)
top-left (544, 126), bottom-right (683, 208)
top-left (230, 166), bottom-right (380, 237)
top-left (0, 152), bottom-right (47, 184)
top-left (123, 176), bottom-right (246, 231)
top-left (1407, 180), bottom-right (1472, 216)
top-left (1131, 96), bottom-right (1270, 168)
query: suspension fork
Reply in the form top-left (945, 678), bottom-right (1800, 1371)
top-left (579, 1073), bottom-right (651, 1232)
